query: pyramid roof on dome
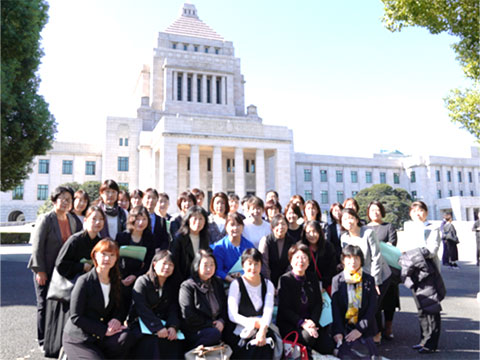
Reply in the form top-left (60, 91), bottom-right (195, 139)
top-left (164, 3), bottom-right (224, 41)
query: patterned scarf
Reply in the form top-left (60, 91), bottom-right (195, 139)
top-left (344, 268), bottom-right (362, 325)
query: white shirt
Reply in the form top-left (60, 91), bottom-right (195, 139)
top-left (100, 282), bottom-right (111, 308)
top-left (190, 233), bottom-right (200, 254)
top-left (107, 214), bottom-right (118, 240)
top-left (242, 219), bottom-right (271, 249)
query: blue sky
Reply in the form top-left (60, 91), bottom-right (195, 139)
top-left (38, 0), bottom-right (476, 158)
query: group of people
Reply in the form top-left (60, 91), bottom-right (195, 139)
top-left (28, 180), bottom-right (447, 359)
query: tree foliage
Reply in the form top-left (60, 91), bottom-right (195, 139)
top-left (381, 0), bottom-right (480, 141)
top-left (354, 184), bottom-right (412, 230)
top-left (1, 0), bottom-right (57, 191)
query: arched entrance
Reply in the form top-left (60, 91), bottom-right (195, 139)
top-left (8, 211), bottom-right (25, 222)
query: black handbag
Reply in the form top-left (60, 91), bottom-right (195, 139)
top-left (46, 267), bottom-right (75, 303)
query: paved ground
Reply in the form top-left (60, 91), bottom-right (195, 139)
top-left (1, 231), bottom-right (478, 360)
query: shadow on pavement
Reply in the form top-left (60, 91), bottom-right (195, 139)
top-left (1, 256), bottom-right (36, 306)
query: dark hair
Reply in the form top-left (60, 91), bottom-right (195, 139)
top-left (443, 213), bottom-right (453, 222)
top-left (144, 188), bottom-right (159, 198)
top-left (341, 208), bottom-right (361, 227)
top-left (304, 200), bottom-right (321, 222)
top-left (265, 199), bottom-right (282, 214)
top-left (367, 200), bottom-right (386, 222)
top-left (158, 192), bottom-right (170, 201)
top-left (301, 220), bottom-right (326, 253)
top-left (266, 190), bottom-right (279, 199)
top-left (290, 194), bottom-right (305, 207)
top-left (241, 248), bottom-right (263, 265)
top-left (100, 179), bottom-right (120, 194)
top-left (51, 186), bottom-right (74, 203)
top-left (247, 195), bottom-right (264, 210)
top-left (147, 250), bottom-right (174, 284)
top-left (191, 188), bottom-right (205, 199)
top-left (225, 212), bottom-right (245, 227)
top-left (228, 194), bottom-right (240, 201)
top-left (287, 243), bottom-right (310, 263)
top-left (241, 194), bottom-right (252, 205)
top-left (73, 189), bottom-right (90, 216)
top-left (84, 205), bottom-right (106, 222)
top-left (178, 205), bottom-right (208, 238)
top-left (118, 190), bottom-right (130, 210)
top-left (410, 201), bottom-right (428, 213)
top-left (191, 249), bottom-right (217, 279)
top-left (329, 202), bottom-right (344, 223)
top-left (341, 244), bottom-right (365, 267)
top-left (270, 213), bottom-right (287, 229)
top-left (343, 198), bottom-right (359, 212)
top-left (176, 191), bottom-right (197, 210)
top-left (127, 206), bottom-right (151, 233)
top-left (209, 192), bottom-right (230, 215)
top-left (284, 201), bottom-right (303, 219)
top-left (131, 189), bottom-right (144, 200)
top-left (91, 238), bottom-right (122, 305)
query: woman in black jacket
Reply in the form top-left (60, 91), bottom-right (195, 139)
top-left (326, 202), bottom-right (344, 263)
top-left (97, 179), bottom-right (128, 241)
top-left (300, 220), bottom-right (338, 295)
top-left (62, 239), bottom-right (133, 359)
top-left (179, 249), bottom-right (228, 350)
top-left (129, 250), bottom-right (183, 359)
top-left (277, 244), bottom-right (335, 356)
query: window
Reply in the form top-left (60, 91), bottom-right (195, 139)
top-left (118, 183), bottom-right (129, 191)
top-left (197, 78), bottom-right (201, 102)
top-left (125, 138), bottom-right (128, 146)
top-left (177, 73), bottom-right (182, 100)
top-left (304, 169), bottom-right (312, 182)
top-left (187, 157), bottom-right (190, 171)
top-left (215, 48), bottom-right (219, 55)
top-left (336, 191), bottom-right (344, 203)
top-left (366, 171), bottom-right (372, 184)
top-left (37, 185), bottom-right (48, 200)
top-left (206, 78), bottom-right (211, 103)
top-left (468, 171), bottom-right (473, 183)
top-left (39, 159), bottom-right (49, 174)
top-left (119, 138), bottom-right (123, 146)
top-left (194, 45), bottom-right (198, 52)
top-left (411, 191), bottom-right (417, 199)
top-left (172, 43), bottom-right (177, 49)
top-left (85, 161), bottom-right (96, 175)
top-left (336, 170), bottom-right (343, 183)
top-left (187, 76), bottom-right (192, 101)
top-left (320, 170), bottom-right (327, 182)
top-left (62, 160), bottom-right (73, 175)
top-left (304, 190), bottom-right (312, 201)
top-left (460, 190), bottom-right (464, 196)
top-left (435, 170), bottom-right (441, 182)
top-left (447, 171), bottom-right (452, 182)
top-left (437, 190), bottom-right (442, 199)
top-left (410, 171), bottom-right (416, 183)
top-left (321, 191), bottom-right (328, 204)
top-left (471, 191), bottom-right (475, 196)
top-left (351, 171), bottom-right (358, 183)
top-left (12, 184), bottom-right (24, 200)
top-left (448, 190), bottom-right (453, 197)
top-left (393, 173), bottom-right (400, 184)
top-left (352, 191), bottom-right (358, 197)
top-left (204, 46), bottom-right (209, 53)
top-left (458, 171), bottom-right (462, 182)
top-left (118, 157), bottom-right (129, 172)
top-left (119, 137), bottom-right (128, 146)
top-left (207, 158), bottom-right (211, 172)
top-left (216, 78), bottom-right (221, 104)
top-left (250, 159), bottom-right (255, 173)
top-left (380, 172), bottom-right (386, 184)
top-left (227, 159), bottom-right (232, 173)
top-left (183, 44), bottom-right (188, 51)
top-left (246, 159), bottom-right (250, 173)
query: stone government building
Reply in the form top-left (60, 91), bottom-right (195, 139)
top-left (2, 4), bottom-right (479, 223)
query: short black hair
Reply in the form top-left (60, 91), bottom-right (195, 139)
top-left (341, 244), bottom-right (364, 266)
top-left (241, 248), bottom-right (263, 266)
top-left (367, 200), bottom-right (386, 221)
top-left (51, 186), bottom-right (74, 203)
top-left (191, 249), bottom-right (217, 278)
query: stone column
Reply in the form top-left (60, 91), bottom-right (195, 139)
top-left (201, 74), bottom-right (207, 103)
top-left (190, 145), bottom-right (200, 189)
top-left (234, 147), bottom-right (245, 198)
top-left (211, 75), bottom-right (217, 105)
top-left (192, 73), bottom-right (198, 103)
top-left (182, 72), bottom-right (188, 102)
top-left (138, 145), bottom-right (152, 190)
top-left (173, 71), bottom-right (178, 101)
top-left (160, 140), bottom-right (178, 214)
top-left (221, 76), bottom-right (226, 104)
top-left (212, 146), bottom-right (223, 193)
top-left (255, 148), bottom-right (266, 198)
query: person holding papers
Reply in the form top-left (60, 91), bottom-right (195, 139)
top-left (211, 213), bottom-right (255, 283)
top-left (129, 250), bottom-right (183, 359)
top-left (179, 250), bottom-right (228, 350)
top-left (171, 206), bottom-right (210, 282)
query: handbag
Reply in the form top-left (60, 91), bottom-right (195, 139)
top-left (46, 267), bottom-right (75, 303)
top-left (319, 291), bottom-right (333, 327)
top-left (184, 343), bottom-right (232, 360)
top-left (282, 331), bottom-right (308, 360)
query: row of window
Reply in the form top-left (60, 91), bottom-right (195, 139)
top-left (119, 138), bottom-right (129, 147)
top-left (172, 42), bottom-right (221, 55)
top-left (39, 160), bottom-right (96, 175)
top-left (303, 169), bottom-right (398, 185)
top-left (437, 189), bottom-right (475, 198)
top-left (435, 169), bottom-right (476, 183)
top-left (186, 158), bottom-right (256, 173)
top-left (175, 72), bottom-right (225, 104)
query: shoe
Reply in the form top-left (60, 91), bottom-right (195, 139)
top-left (412, 344), bottom-right (423, 350)
top-left (418, 347), bottom-right (436, 354)
top-left (383, 332), bottom-right (394, 340)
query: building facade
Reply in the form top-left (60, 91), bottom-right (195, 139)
top-left (1, 4), bottom-right (479, 223)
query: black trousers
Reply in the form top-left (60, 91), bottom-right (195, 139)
top-left (129, 323), bottom-right (184, 359)
top-left (374, 275), bottom-right (392, 332)
top-left (63, 330), bottom-right (133, 360)
top-left (412, 291), bottom-right (441, 350)
top-left (33, 273), bottom-right (49, 346)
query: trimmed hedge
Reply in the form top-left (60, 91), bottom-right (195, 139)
top-left (1, 233), bottom-right (30, 244)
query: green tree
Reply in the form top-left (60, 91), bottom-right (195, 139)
top-left (354, 184), bottom-right (412, 230)
top-left (81, 181), bottom-right (101, 203)
top-left (1, 0), bottom-right (57, 191)
top-left (381, 0), bottom-right (480, 141)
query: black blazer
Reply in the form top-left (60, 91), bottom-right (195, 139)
top-left (303, 240), bottom-right (338, 290)
top-left (169, 215), bottom-right (183, 240)
top-left (171, 232), bottom-right (210, 281)
top-left (28, 211), bottom-right (80, 276)
top-left (129, 273), bottom-right (180, 333)
top-left (64, 269), bottom-right (125, 343)
top-left (56, 230), bottom-right (101, 280)
top-left (116, 230), bottom-right (156, 279)
top-left (178, 276), bottom-right (227, 335)
top-left (264, 233), bottom-right (295, 287)
top-left (326, 223), bottom-right (344, 261)
top-left (150, 214), bottom-right (170, 251)
top-left (331, 271), bottom-right (377, 338)
top-left (277, 271), bottom-right (323, 336)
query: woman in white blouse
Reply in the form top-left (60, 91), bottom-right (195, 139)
top-left (227, 248), bottom-right (275, 359)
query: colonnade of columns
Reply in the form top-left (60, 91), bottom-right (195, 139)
top-left (172, 71), bottom-right (227, 105)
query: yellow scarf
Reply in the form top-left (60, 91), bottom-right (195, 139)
top-left (344, 268), bottom-right (362, 325)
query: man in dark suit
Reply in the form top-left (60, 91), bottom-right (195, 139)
top-left (143, 188), bottom-right (170, 250)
